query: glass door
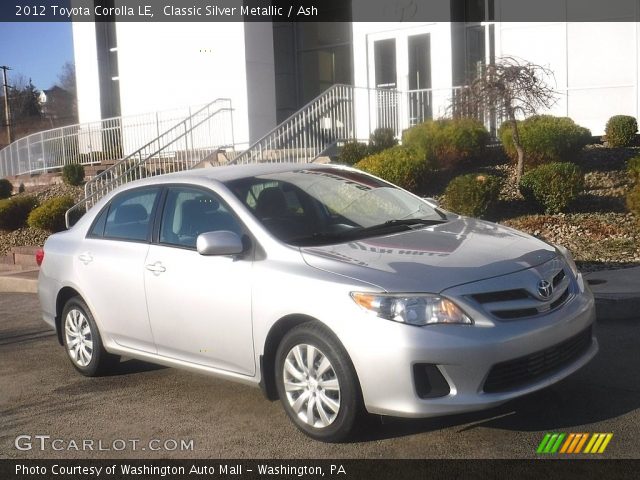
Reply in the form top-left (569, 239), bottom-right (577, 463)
top-left (408, 33), bottom-right (432, 125)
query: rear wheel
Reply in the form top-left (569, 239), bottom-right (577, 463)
top-left (275, 322), bottom-right (363, 442)
top-left (62, 297), bottom-right (119, 376)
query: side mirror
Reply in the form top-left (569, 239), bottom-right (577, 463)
top-left (196, 231), bottom-right (244, 256)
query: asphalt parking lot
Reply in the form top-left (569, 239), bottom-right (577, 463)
top-left (1, 292), bottom-right (639, 459)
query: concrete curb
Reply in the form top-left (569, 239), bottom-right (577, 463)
top-left (0, 274), bottom-right (38, 294)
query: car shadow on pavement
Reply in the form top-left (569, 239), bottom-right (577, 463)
top-left (103, 358), bottom-right (168, 377)
top-left (353, 319), bottom-right (640, 442)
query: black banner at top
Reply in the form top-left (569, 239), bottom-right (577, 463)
top-left (1, 0), bottom-right (640, 22)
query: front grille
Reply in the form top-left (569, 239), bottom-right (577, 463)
top-left (553, 270), bottom-right (566, 287)
top-left (471, 289), bottom-right (529, 304)
top-left (468, 267), bottom-right (572, 321)
top-left (483, 327), bottom-right (592, 393)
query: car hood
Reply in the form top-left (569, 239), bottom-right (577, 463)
top-left (300, 216), bottom-right (557, 293)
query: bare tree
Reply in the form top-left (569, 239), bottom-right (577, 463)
top-left (453, 56), bottom-right (558, 181)
top-left (57, 61), bottom-right (76, 95)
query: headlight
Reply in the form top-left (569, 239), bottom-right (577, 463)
top-left (350, 292), bottom-right (472, 326)
top-left (555, 244), bottom-right (579, 278)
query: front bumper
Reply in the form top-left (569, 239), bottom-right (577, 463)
top-left (346, 274), bottom-right (597, 418)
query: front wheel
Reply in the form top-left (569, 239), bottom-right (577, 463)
top-left (275, 322), bottom-right (363, 442)
top-left (62, 297), bottom-right (119, 376)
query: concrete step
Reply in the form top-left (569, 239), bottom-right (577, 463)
top-left (0, 263), bottom-right (24, 272)
top-left (0, 254), bottom-right (15, 265)
top-left (10, 246), bottom-right (41, 256)
top-left (13, 253), bottom-right (38, 267)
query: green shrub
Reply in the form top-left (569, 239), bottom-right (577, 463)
top-left (500, 115), bottom-right (591, 168)
top-left (27, 195), bottom-right (76, 232)
top-left (605, 115), bottom-right (637, 147)
top-left (0, 178), bottom-right (12, 199)
top-left (627, 156), bottom-right (640, 185)
top-left (368, 127), bottom-right (398, 154)
top-left (627, 184), bottom-right (640, 219)
top-left (339, 141), bottom-right (369, 166)
top-left (442, 174), bottom-right (502, 218)
top-left (355, 146), bottom-right (431, 192)
top-left (519, 162), bottom-right (584, 214)
top-left (402, 118), bottom-right (489, 170)
top-left (62, 163), bottom-right (85, 186)
top-left (0, 196), bottom-right (39, 231)
top-left (18, 183), bottom-right (25, 193)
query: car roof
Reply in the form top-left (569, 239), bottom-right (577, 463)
top-left (143, 162), bottom-right (347, 184)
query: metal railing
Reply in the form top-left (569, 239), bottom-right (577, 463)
top-left (230, 85), bottom-right (441, 165)
top-left (65, 98), bottom-right (234, 227)
top-left (0, 102), bottom-right (218, 178)
top-left (231, 84), bottom-right (355, 165)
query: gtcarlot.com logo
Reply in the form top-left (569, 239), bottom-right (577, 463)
top-left (536, 433), bottom-right (613, 454)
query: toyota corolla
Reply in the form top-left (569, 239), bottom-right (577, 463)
top-left (38, 163), bottom-right (597, 441)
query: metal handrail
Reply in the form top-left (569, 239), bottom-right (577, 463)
top-left (229, 84), bottom-right (443, 165)
top-left (0, 102), bottom-right (215, 178)
top-left (65, 100), bottom-right (235, 228)
top-left (84, 98), bottom-right (231, 199)
top-left (230, 84), bottom-right (355, 165)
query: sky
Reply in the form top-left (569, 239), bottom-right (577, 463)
top-left (0, 22), bottom-right (74, 91)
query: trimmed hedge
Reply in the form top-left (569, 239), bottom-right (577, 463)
top-left (0, 196), bottom-right (39, 231)
top-left (338, 141), bottom-right (369, 166)
top-left (443, 174), bottom-right (502, 218)
top-left (355, 146), bottom-right (431, 192)
top-left (62, 163), bottom-right (85, 186)
top-left (28, 195), bottom-right (76, 232)
top-left (627, 156), bottom-right (640, 185)
top-left (605, 115), bottom-right (637, 148)
top-left (368, 127), bottom-right (398, 154)
top-left (500, 115), bottom-right (591, 168)
top-left (402, 118), bottom-right (489, 170)
top-left (0, 178), bottom-right (12, 199)
top-left (519, 162), bottom-right (584, 214)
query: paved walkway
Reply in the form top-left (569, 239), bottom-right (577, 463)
top-left (1, 267), bottom-right (638, 320)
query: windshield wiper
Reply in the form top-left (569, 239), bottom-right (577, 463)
top-left (290, 218), bottom-right (446, 246)
top-left (382, 218), bottom-right (446, 227)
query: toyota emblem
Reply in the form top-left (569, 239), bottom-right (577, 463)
top-left (537, 279), bottom-right (553, 299)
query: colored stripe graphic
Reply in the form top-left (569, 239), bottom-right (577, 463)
top-left (560, 433), bottom-right (575, 453)
top-left (537, 433), bottom-right (613, 454)
top-left (573, 433), bottom-right (589, 453)
top-left (537, 434), bottom-right (552, 454)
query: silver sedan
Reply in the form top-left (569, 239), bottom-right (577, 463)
top-left (38, 163), bottom-right (597, 441)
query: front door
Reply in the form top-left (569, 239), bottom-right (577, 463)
top-left (143, 186), bottom-right (255, 375)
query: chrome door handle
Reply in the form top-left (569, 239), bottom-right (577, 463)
top-left (78, 253), bottom-right (93, 265)
top-left (145, 262), bottom-right (166, 275)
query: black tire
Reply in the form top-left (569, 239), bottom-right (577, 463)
top-left (275, 321), bottom-right (364, 442)
top-left (61, 296), bottom-right (119, 376)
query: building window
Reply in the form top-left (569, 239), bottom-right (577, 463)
top-left (273, 15), bottom-right (353, 122)
top-left (374, 38), bottom-right (397, 89)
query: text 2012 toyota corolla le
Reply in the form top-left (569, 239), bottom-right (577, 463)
top-left (38, 163), bottom-right (597, 441)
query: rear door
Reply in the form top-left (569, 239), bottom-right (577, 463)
top-left (76, 187), bottom-right (161, 353)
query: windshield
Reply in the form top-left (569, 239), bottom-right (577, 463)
top-left (225, 168), bottom-right (445, 246)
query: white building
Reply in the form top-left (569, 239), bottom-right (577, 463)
top-left (72, 1), bottom-right (640, 152)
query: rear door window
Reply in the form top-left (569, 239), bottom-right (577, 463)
top-left (102, 188), bottom-right (160, 242)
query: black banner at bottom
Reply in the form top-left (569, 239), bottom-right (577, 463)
top-left (1, 459), bottom-right (639, 480)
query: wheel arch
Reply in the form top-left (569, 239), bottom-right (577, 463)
top-left (259, 314), bottom-right (361, 403)
top-left (55, 286), bottom-right (82, 345)
top-left (260, 314), bottom-right (323, 400)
